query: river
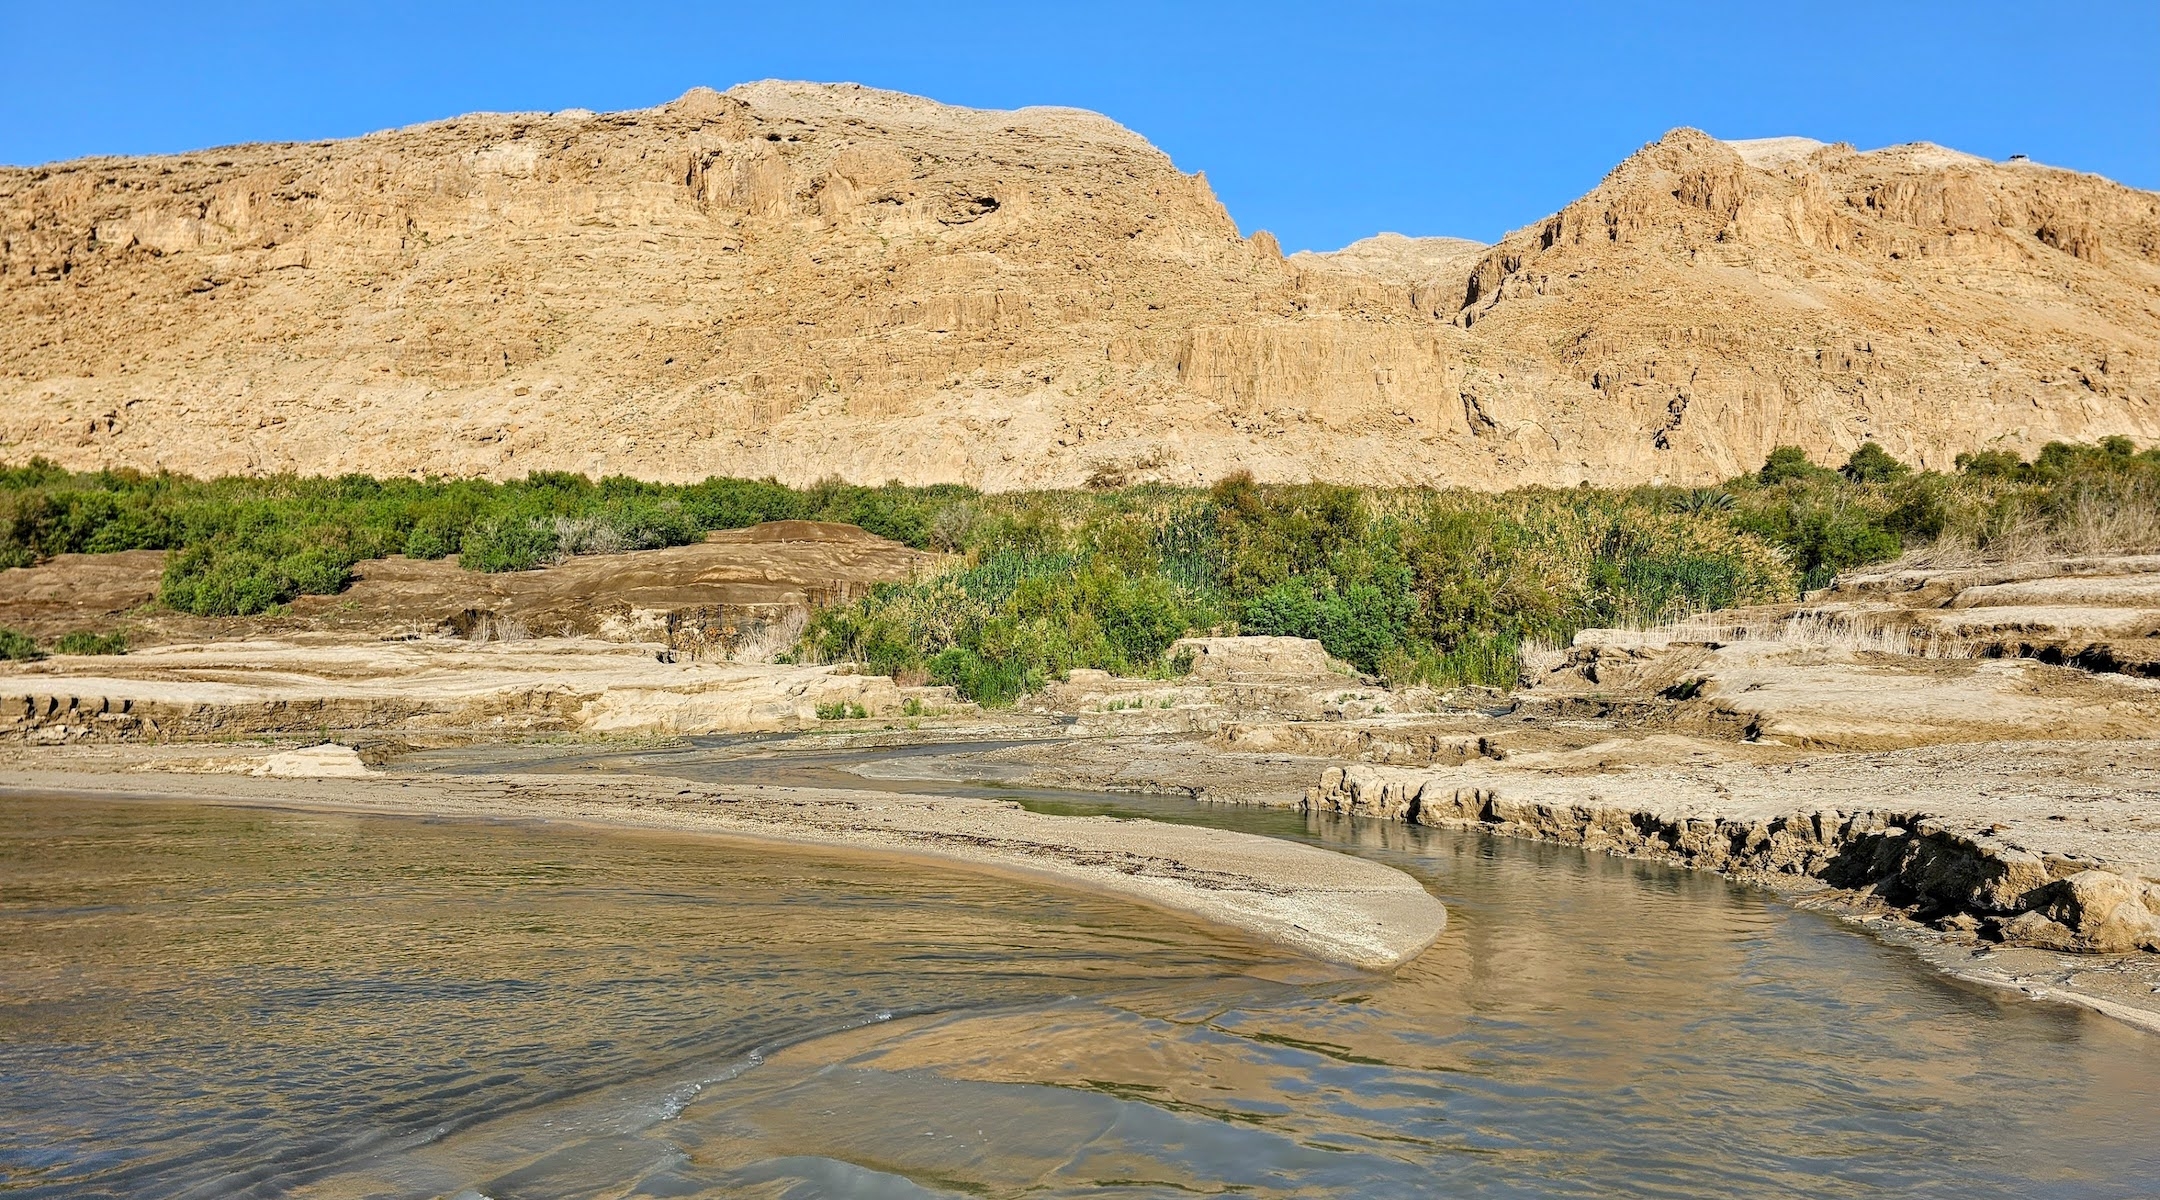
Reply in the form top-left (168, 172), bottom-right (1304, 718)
top-left (3, 739), bottom-right (2157, 1197)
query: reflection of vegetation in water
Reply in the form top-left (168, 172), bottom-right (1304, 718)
top-left (2, 439), bottom-right (2153, 699)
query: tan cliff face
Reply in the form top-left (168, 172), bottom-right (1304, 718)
top-left (1455, 131), bottom-right (2160, 477)
top-left (3, 83), bottom-right (2155, 488)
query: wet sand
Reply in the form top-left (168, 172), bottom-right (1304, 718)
top-left (0, 761), bottom-right (1446, 971)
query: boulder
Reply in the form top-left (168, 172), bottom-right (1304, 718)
top-left (2015, 870), bottom-right (2160, 953)
top-left (1170, 636), bottom-right (1345, 683)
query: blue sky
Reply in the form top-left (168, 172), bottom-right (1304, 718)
top-left (3, 1), bottom-right (2154, 251)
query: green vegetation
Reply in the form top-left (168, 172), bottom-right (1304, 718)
top-left (2, 438), bottom-right (2152, 702)
top-left (814, 700), bottom-right (869, 720)
top-left (1726, 437), bottom-right (2159, 589)
top-left (0, 627), bottom-right (130, 659)
top-left (0, 462), bottom-right (965, 615)
top-left (53, 631), bottom-right (128, 656)
top-left (807, 439), bottom-right (2157, 700)
top-left (0, 628), bottom-right (41, 661)
top-left (803, 478), bottom-right (1791, 702)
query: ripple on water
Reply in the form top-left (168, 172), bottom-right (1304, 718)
top-left (2, 792), bottom-right (2158, 1199)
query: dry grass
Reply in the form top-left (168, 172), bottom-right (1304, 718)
top-left (727, 609), bottom-right (808, 664)
top-left (1758, 612), bottom-right (1973, 658)
top-left (464, 613), bottom-right (530, 644)
top-left (1576, 610), bottom-right (1974, 660)
top-left (1896, 476), bottom-right (2160, 570)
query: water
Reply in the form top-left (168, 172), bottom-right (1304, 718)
top-left (4, 752), bottom-right (2160, 1198)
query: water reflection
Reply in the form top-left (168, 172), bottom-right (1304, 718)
top-left (4, 784), bottom-right (2159, 1199)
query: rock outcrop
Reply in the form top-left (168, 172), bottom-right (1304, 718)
top-left (4, 84), bottom-right (2156, 488)
top-left (1454, 133), bottom-right (2160, 477)
top-left (0, 635), bottom-right (963, 743)
top-left (1289, 554), bottom-right (2160, 957)
top-left (1307, 747), bottom-right (2160, 954)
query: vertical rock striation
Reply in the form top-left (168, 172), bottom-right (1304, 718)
top-left (3, 86), bottom-right (2155, 487)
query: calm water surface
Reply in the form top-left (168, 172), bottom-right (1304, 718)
top-left (4, 750), bottom-right (2159, 1198)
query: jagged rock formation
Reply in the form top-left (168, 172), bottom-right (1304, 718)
top-left (3, 84), bottom-right (2156, 488)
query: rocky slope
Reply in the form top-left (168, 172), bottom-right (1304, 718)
top-left (4, 83), bottom-right (2156, 487)
top-left (1455, 133), bottom-right (2160, 475)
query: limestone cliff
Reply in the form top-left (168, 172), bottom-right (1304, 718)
top-left (1455, 132), bottom-right (2160, 476)
top-left (3, 84), bottom-right (2155, 487)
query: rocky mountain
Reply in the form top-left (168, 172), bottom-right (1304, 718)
top-left (3, 82), bottom-right (2155, 488)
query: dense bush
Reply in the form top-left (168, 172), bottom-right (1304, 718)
top-left (0, 465), bottom-right (984, 617)
top-left (806, 480), bottom-right (1798, 699)
top-left (0, 628), bottom-right (41, 661)
top-left (1728, 438), bottom-right (2160, 585)
top-left (4, 437), bottom-right (2153, 702)
top-left (53, 630), bottom-right (127, 655)
top-left (806, 439), bottom-right (2157, 701)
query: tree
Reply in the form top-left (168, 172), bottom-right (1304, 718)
top-left (1841, 442), bottom-right (1909, 484)
top-left (1759, 446), bottom-right (1826, 485)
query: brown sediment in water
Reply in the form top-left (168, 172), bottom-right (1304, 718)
top-left (0, 756), bottom-right (1445, 972)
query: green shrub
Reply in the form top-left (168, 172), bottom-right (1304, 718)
top-left (0, 628), bottom-right (42, 661)
top-left (1759, 446), bottom-right (1831, 485)
top-left (927, 647), bottom-right (1037, 706)
top-left (54, 630), bottom-right (127, 655)
top-left (457, 513), bottom-right (563, 573)
top-left (1243, 577), bottom-right (1322, 640)
top-left (1841, 442), bottom-right (1910, 484)
top-left (1956, 449), bottom-right (2024, 478)
top-left (160, 542), bottom-right (355, 616)
top-left (2, 438), bottom-right (2151, 695)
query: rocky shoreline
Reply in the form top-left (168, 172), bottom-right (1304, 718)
top-left (1309, 748), bottom-right (2160, 955)
top-left (1302, 745), bottom-right (2160, 1031)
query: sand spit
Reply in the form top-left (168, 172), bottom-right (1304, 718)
top-left (0, 759), bottom-right (1445, 972)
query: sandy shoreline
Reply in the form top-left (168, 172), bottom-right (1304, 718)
top-left (780, 732), bottom-right (2160, 1034)
top-left (0, 764), bottom-right (1446, 972)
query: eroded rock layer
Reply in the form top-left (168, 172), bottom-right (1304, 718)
top-left (4, 85), bottom-right (2156, 487)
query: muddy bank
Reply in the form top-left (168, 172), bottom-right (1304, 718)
top-left (1309, 742), bottom-right (2160, 949)
top-left (780, 708), bottom-right (2160, 1030)
top-left (0, 754), bottom-right (1445, 971)
top-left (1303, 740), bottom-right (2160, 1030)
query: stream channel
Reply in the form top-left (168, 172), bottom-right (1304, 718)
top-left (4, 735), bottom-right (2158, 1197)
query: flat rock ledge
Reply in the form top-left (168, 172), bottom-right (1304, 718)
top-left (1309, 743), bottom-right (2160, 957)
top-left (0, 768), bottom-right (1445, 971)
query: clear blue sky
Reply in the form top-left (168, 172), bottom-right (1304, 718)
top-left (4, 1), bottom-right (2154, 251)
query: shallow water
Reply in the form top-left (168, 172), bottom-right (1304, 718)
top-left (4, 758), bottom-right (2160, 1197)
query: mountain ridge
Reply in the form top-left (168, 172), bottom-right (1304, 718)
top-left (3, 82), bottom-right (2154, 488)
